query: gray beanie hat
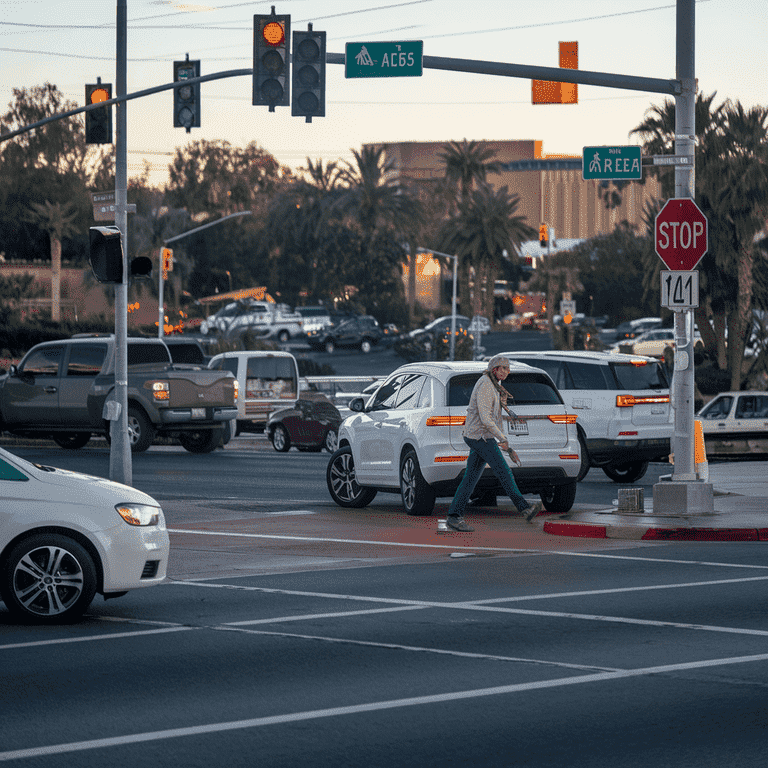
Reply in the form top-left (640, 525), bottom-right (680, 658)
top-left (486, 354), bottom-right (510, 372)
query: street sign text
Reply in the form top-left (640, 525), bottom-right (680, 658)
top-left (660, 270), bottom-right (699, 310)
top-left (345, 41), bottom-right (423, 78)
top-left (583, 145), bottom-right (642, 180)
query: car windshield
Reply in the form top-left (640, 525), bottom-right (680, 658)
top-left (448, 373), bottom-right (562, 406)
top-left (610, 360), bottom-right (669, 390)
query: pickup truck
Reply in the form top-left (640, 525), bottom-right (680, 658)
top-left (0, 336), bottom-right (237, 453)
top-left (200, 300), bottom-right (304, 343)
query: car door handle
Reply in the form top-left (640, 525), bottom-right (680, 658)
top-left (44, 386), bottom-right (57, 394)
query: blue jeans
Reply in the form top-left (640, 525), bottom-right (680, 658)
top-left (447, 437), bottom-right (531, 518)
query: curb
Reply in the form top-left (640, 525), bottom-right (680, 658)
top-left (542, 518), bottom-right (768, 542)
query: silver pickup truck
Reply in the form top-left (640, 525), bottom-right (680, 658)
top-left (0, 336), bottom-right (237, 453)
top-left (200, 300), bottom-right (305, 342)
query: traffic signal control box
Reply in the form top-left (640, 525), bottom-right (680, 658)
top-left (173, 59), bottom-right (201, 132)
top-left (85, 83), bottom-right (113, 144)
top-left (292, 28), bottom-right (326, 122)
top-left (253, 12), bottom-right (290, 110)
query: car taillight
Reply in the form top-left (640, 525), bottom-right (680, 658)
top-left (616, 394), bottom-right (670, 407)
top-left (547, 414), bottom-right (578, 424)
top-left (426, 416), bottom-right (466, 426)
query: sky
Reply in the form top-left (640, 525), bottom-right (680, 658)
top-left (1, 0), bottom-right (766, 187)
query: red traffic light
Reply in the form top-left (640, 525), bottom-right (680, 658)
top-left (262, 20), bottom-right (285, 46)
top-left (89, 87), bottom-right (110, 105)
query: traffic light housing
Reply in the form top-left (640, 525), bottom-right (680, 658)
top-left (253, 11), bottom-right (290, 110)
top-left (161, 247), bottom-right (173, 276)
top-left (85, 82), bottom-right (112, 144)
top-left (292, 26), bottom-right (326, 122)
top-left (89, 226), bottom-right (123, 283)
top-left (173, 58), bottom-right (201, 132)
top-left (539, 224), bottom-right (548, 249)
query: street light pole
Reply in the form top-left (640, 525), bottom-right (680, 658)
top-left (417, 248), bottom-right (458, 361)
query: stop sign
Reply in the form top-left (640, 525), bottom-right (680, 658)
top-left (655, 198), bottom-right (708, 270)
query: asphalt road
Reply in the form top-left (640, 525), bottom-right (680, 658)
top-left (4, 441), bottom-right (768, 766)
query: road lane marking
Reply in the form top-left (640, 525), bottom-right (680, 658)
top-left (166, 528), bottom-right (768, 569)
top-left (0, 626), bottom-right (194, 651)
top-left (4, 652), bottom-right (768, 761)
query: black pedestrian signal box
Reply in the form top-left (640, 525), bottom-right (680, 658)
top-left (89, 226), bottom-right (123, 283)
top-left (85, 83), bottom-right (112, 144)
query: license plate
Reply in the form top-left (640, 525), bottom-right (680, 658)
top-left (506, 419), bottom-right (528, 435)
top-left (191, 408), bottom-right (206, 419)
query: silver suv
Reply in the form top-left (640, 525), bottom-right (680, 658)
top-left (326, 361), bottom-right (581, 516)
top-left (498, 350), bottom-right (672, 483)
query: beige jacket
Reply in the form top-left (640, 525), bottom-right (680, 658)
top-left (463, 373), bottom-right (506, 443)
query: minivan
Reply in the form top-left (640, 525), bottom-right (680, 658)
top-left (208, 350), bottom-right (299, 434)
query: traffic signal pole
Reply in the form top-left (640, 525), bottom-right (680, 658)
top-left (111, 0), bottom-right (131, 486)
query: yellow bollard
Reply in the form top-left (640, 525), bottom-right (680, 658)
top-left (694, 418), bottom-right (708, 482)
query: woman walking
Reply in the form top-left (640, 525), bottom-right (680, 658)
top-left (445, 355), bottom-right (544, 532)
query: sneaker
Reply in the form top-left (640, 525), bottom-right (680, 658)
top-left (524, 501), bottom-right (544, 523)
top-left (446, 517), bottom-right (474, 532)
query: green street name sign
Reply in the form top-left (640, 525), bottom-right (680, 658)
top-left (345, 41), bottom-right (423, 78)
top-left (582, 145), bottom-right (642, 180)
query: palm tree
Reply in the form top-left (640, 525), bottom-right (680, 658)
top-left (438, 185), bottom-right (534, 319)
top-left (439, 139), bottom-right (503, 208)
top-left (631, 94), bottom-right (768, 389)
top-left (24, 200), bottom-right (78, 322)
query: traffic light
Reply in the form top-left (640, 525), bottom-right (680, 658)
top-left (161, 247), bottom-right (173, 276)
top-left (292, 26), bottom-right (326, 122)
top-left (85, 82), bottom-right (112, 144)
top-left (539, 224), bottom-right (548, 249)
top-left (89, 226), bottom-right (123, 283)
top-left (173, 58), bottom-right (200, 132)
top-left (89, 227), bottom-right (152, 283)
top-left (253, 11), bottom-right (290, 110)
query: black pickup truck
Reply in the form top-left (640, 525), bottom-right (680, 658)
top-left (0, 336), bottom-right (237, 453)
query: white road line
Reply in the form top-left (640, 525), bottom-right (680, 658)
top-left (4, 652), bottom-right (768, 762)
top-left (0, 626), bottom-right (194, 651)
top-left (227, 605), bottom-right (427, 625)
top-left (166, 528), bottom-right (768, 569)
top-left (215, 625), bottom-right (622, 673)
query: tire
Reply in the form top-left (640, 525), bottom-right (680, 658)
top-left (325, 339), bottom-right (335, 354)
top-left (0, 533), bottom-right (97, 624)
top-left (540, 482), bottom-right (577, 514)
top-left (603, 460), bottom-right (649, 484)
top-left (271, 424), bottom-right (291, 452)
top-left (127, 407), bottom-right (155, 453)
top-left (400, 449), bottom-right (436, 516)
top-left (178, 429), bottom-right (220, 454)
top-left (324, 429), bottom-right (338, 453)
top-left (326, 446), bottom-right (377, 508)
top-left (52, 433), bottom-right (91, 450)
top-left (576, 434), bottom-right (590, 482)
top-left (277, 330), bottom-right (290, 344)
top-left (220, 420), bottom-right (233, 446)
top-left (360, 339), bottom-right (372, 354)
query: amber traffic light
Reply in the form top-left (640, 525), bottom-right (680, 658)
top-left (85, 82), bottom-right (112, 144)
top-left (253, 12), bottom-right (290, 110)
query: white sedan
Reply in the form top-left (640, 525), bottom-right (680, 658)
top-left (0, 447), bottom-right (169, 623)
top-left (610, 327), bottom-right (702, 357)
top-left (697, 391), bottom-right (768, 457)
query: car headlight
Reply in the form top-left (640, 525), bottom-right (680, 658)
top-left (116, 503), bottom-right (161, 526)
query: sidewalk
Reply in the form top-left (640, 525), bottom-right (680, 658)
top-left (541, 462), bottom-right (768, 542)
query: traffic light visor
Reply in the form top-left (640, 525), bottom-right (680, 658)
top-left (262, 21), bottom-right (285, 46)
top-left (89, 88), bottom-right (110, 104)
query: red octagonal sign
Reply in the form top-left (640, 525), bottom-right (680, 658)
top-left (655, 198), bottom-right (708, 270)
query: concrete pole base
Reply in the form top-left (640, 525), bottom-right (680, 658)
top-left (653, 480), bottom-right (715, 516)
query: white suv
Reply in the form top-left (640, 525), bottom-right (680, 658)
top-left (498, 350), bottom-right (672, 483)
top-left (326, 361), bottom-right (581, 516)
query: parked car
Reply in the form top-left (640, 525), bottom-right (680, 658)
top-left (295, 305), bottom-right (334, 335)
top-left (326, 360), bottom-right (581, 516)
top-left (266, 392), bottom-right (342, 453)
top-left (498, 350), bottom-right (672, 483)
top-left (610, 327), bottom-right (703, 358)
top-left (306, 315), bottom-right (385, 353)
top-left (469, 315), bottom-right (492, 334)
top-left (697, 391), bottom-right (768, 457)
top-left (163, 336), bottom-right (210, 366)
top-left (0, 445), bottom-right (169, 623)
top-left (611, 317), bottom-right (663, 342)
top-left (406, 315), bottom-right (473, 352)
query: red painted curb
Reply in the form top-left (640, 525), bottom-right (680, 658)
top-left (542, 521), bottom-right (607, 538)
top-left (642, 528), bottom-right (759, 541)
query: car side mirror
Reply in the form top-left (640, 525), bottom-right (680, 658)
top-left (8, 364), bottom-right (18, 377)
top-left (349, 397), bottom-right (365, 412)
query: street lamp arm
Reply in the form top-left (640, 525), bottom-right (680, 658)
top-left (164, 211), bottom-right (252, 244)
